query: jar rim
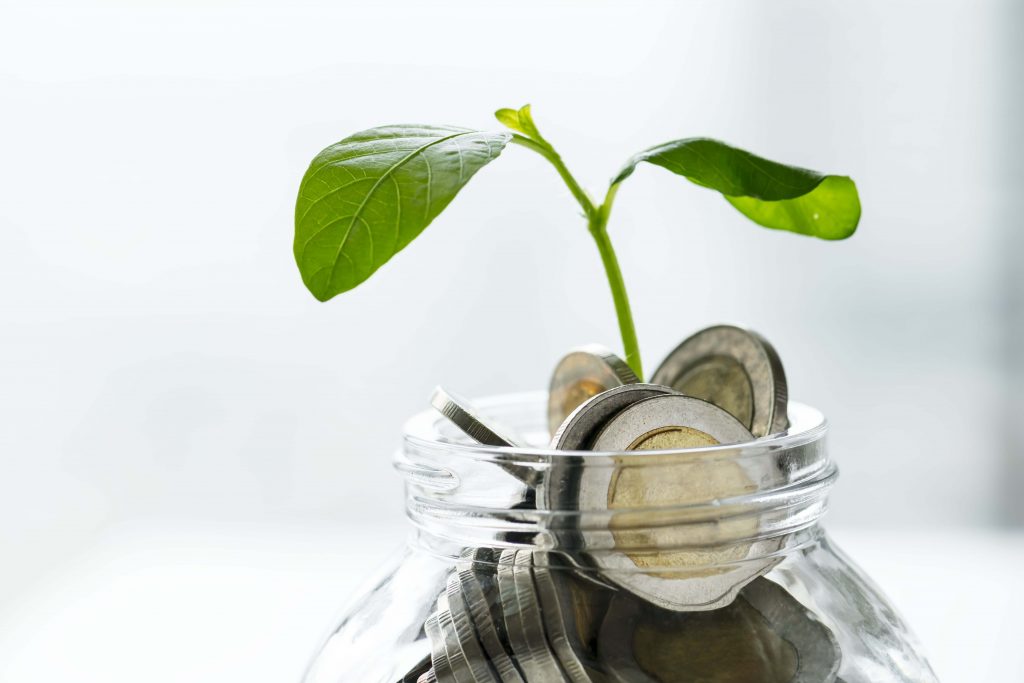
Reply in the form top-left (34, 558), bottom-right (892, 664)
top-left (401, 391), bottom-right (827, 460)
top-left (399, 392), bottom-right (836, 562)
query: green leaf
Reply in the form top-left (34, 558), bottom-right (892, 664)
top-left (725, 176), bottom-right (860, 239)
top-left (614, 137), bottom-right (860, 240)
top-left (495, 108), bottom-right (526, 134)
top-left (294, 125), bottom-right (511, 301)
top-left (495, 104), bottom-right (547, 144)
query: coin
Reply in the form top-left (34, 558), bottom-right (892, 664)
top-left (431, 386), bottom-right (526, 448)
top-left (547, 345), bottom-right (639, 436)
top-left (417, 670), bottom-right (438, 683)
top-left (511, 550), bottom-right (570, 682)
top-left (581, 394), bottom-right (776, 611)
top-left (444, 573), bottom-right (501, 683)
top-left (424, 612), bottom-right (456, 683)
top-left (740, 578), bottom-right (842, 681)
top-left (435, 593), bottom-right (480, 683)
top-left (597, 577), bottom-right (840, 683)
top-left (496, 549), bottom-right (543, 681)
top-left (430, 387), bottom-right (538, 491)
top-left (589, 393), bottom-right (753, 451)
top-left (530, 552), bottom-right (594, 683)
top-left (473, 549), bottom-right (520, 668)
top-left (542, 384), bottom-right (681, 580)
top-left (550, 383), bottom-right (678, 452)
top-left (650, 325), bottom-right (788, 437)
top-left (455, 551), bottom-right (525, 683)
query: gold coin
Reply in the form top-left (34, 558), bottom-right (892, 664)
top-left (548, 345), bottom-right (639, 436)
top-left (606, 424), bottom-right (757, 575)
top-left (630, 593), bottom-right (798, 682)
top-left (667, 354), bottom-right (754, 428)
top-left (598, 579), bottom-right (840, 681)
top-left (650, 325), bottom-right (788, 437)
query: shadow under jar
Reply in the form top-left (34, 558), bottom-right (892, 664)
top-left (303, 393), bottom-right (938, 683)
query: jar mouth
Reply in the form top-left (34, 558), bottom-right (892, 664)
top-left (401, 391), bottom-right (827, 461)
top-left (397, 393), bottom-right (836, 567)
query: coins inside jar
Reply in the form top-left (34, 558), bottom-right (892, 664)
top-left (417, 550), bottom-right (840, 683)
top-left (416, 325), bottom-right (826, 682)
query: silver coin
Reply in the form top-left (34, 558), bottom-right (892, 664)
top-left (436, 591), bottom-right (479, 683)
top-left (511, 550), bottom-right (570, 682)
top-left (430, 387), bottom-right (537, 488)
top-left (444, 573), bottom-right (500, 683)
top-left (417, 670), bottom-right (438, 683)
top-left (431, 386), bottom-right (526, 448)
top-left (496, 549), bottom-right (542, 680)
top-left (455, 551), bottom-right (525, 683)
top-left (650, 325), bottom-right (788, 437)
top-left (584, 394), bottom-right (777, 611)
top-left (550, 384), bottom-right (678, 452)
top-left (530, 552), bottom-right (592, 683)
top-left (424, 612), bottom-right (456, 683)
top-left (465, 549), bottom-right (521, 667)
top-left (589, 393), bottom-right (753, 452)
top-left (497, 550), bottom-right (566, 683)
top-left (547, 345), bottom-right (639, 436)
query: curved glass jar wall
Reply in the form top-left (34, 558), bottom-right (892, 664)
top-left (304, 394), bottom-right (938, 683)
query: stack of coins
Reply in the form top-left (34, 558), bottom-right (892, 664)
top-left (414, 325), bottom-right (842, 683)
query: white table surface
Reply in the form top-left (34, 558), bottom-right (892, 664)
top-left (0, 521), bottom-right (1020, 683)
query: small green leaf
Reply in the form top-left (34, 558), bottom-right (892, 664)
top-left (726, 176), bottom-right (860, 240)
top-left (294, 125), bottom-right (511, 301)
top-left (614, 137), bottom-right (860, 239)
top-left (495, 104), bottom-right (547, 144)
top-left (494, 108), bottom-right (525, 134)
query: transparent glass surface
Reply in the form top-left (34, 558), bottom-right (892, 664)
top-left (304, 393), bottom-right (938, 683)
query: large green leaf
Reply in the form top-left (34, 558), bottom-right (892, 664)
top-left (294, 125), bottom-right (511, 301)
top-left (614, 137), bottom-right (860, 240)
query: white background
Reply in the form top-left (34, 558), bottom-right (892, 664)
top-left (1, 1), bottom-right (1021, 681)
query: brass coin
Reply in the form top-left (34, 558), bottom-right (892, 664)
top-left (596, 396), bottom-right (756, 575)
top-left (547, 345), bottom-right (639, 436)
top-left (598, 578), bottom-right (840, 682)
top-left (666, 354), bottom-right (753, 427)
top-left (650, 325), bottom-right (788, 437)
top-left (583, 395), bottom-right (775, 611)
top-left (599, 590), bottom-right (796, 683)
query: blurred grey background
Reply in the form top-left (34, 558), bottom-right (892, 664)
top-left (0, 1), bottom-right (1021, 677)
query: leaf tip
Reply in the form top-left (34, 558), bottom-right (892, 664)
top-left (494, 107), bottom-right (520, 130)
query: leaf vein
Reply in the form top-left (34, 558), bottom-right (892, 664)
top-left (321, 131), bottom-right (477, 292)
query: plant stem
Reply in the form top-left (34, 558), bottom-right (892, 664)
top-left (590, 184), bottom-right (643, 380)
top-left (511, 135), bottom-right (596, 216)
top-left (511, 135), bottom-right (643, 379)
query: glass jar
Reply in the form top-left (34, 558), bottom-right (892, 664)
top-left (303, 393), bottom-right (938, 683)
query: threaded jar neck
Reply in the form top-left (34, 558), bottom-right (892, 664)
top-left (396, 393), bottom-right (835, 568)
